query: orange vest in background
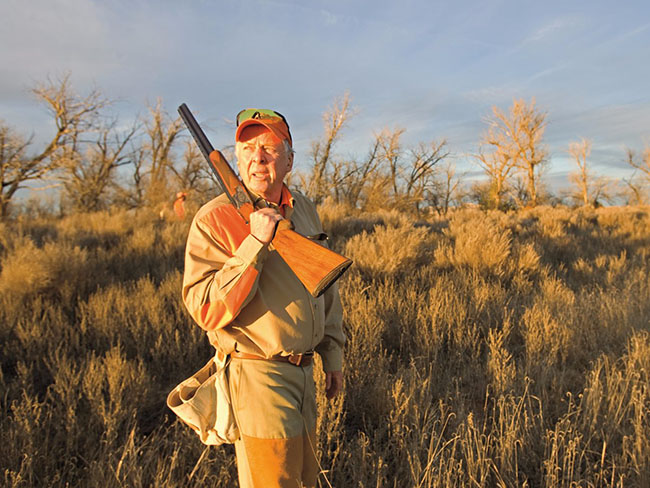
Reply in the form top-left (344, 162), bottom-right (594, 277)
top-left (174, 193), bottom-right (187, 219)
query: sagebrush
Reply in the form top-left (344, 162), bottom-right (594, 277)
top-left (1, 205), bottom-right (649, 487)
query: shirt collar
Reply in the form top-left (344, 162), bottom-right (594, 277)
top-left (278, 184), bottom-right (295, 210)
top-left (252, 184), bottom-right (294, 217)
top-left (246, 184), bottom-right (294, 210)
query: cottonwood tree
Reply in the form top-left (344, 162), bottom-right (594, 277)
top-left (0, 75), bottom-right (108, 218)
top-left (113, 142), bottom-right (146, 209)
top-left (510, 99), bottom-right (547, 206)
top-left (355, 128), bottom-right (450, 213)
top-left (338, 138), bottom-right (382, 208)
top-left (127, 99), bottom-right (184, 208)
top-left (568, 138), bottom-right (592, 206)
top-left (59, 118), bottom-right (138, 211)
top-left (626, 145), bottom-right (650, 181)
top-left (621, 144), bottom-right (650, 205)
top-left (620, 178), bottom-right (647, 205)
top-left (307, 92), bottom-right (353, 204)
top-left (169, 139), bottom-right (218, 197)
top-left (328, 151), bottom-right (379, 207)
top-left (376, 127), bottom-right (406, 201)
top-left (567, 138), bottom-right (610, 207)
top-left (0, 123), bottom-right (32, 218)
top-left (475, 138), bottom-right (516, 209)
top-left (33, 75), bottom-right (109, 152)
top-left (433, 160), bottom-right (464, 215)
top-left (362, 129), bottom-right (450, 213)
top-left (304, 93), bottom-right (451, 213)
top-left (477, 98), bottom-right (547, 208)
top-left (403, 140), bottom-right (449, 213)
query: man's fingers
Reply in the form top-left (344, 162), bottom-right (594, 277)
top-left (325, 371), bottom-right (343, 399)
top-left (250, 208), bottom-right (283, 244)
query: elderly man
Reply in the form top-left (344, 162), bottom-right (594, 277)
top-left (182, 109), bottom-right (345, 487)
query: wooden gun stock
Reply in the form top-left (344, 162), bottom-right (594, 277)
top-left (179, 103), bottom-right (352, 297)
top-left (275, 220), bottom-right (351, 297)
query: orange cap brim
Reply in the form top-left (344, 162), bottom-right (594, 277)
top-left (236, 117), bottom-right (292, 146)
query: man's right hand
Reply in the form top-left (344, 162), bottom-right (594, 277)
top-left (249, 207), bottom-right (284, 244)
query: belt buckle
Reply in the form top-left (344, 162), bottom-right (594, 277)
top-left (288, 353), bottom-right (303, 366)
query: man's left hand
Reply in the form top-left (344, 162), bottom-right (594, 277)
top-left (325, 371), bottom-right (343, 399)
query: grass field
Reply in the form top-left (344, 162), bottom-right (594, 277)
top-left (1, 204), bottom-right (649, 487)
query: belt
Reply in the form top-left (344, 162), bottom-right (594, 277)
top-left (231, 351), bottom-right (314, 367)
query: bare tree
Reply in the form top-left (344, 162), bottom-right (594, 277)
top-left (32, 74), bottom-right (108, 154)
top-left (340, 138), bottom-right (382, 208)
top-left (569, 138), bottom-right (610, 206)
top-left (618, 144), bottom-right (650, 205)
top-left (0, 75), bottom-right (108, 219)
top-left (328, 158), bottom-right (359, 204)
top-left (475, 141), bottom-right (516, 209)
top-left (307, 92), bottom-right (353, 204)
top-left (510, 99), bottom-right (547, 206)
top-left (403, 140), bottom-right (449, 213)
top-left (620, 177), bottom-right (647, 205)
top-left (626, 145), bottom-right (650, 180)
top-left (304, 93), bottom-right (451, 213)
top-left (477, 98), bottom-right (547, 208)
top-left (435, 160), bottom-right (464, 215)
top-left (0, 123), bottom-right (32, 218)
top-left (139, 99), bottom-right (184, 206)
top-left (113, 143), bottom-right (147, 209)
top-left (343, 129), bottom-right (450, 213)
top-left (59, 119), bottom-right (138, 211)
top-left (568, 138), bottom-right (592, 206)
top-left (169, 139), bottom-right (219, 197)
top-left (376, 127), bottom-right (406, 200)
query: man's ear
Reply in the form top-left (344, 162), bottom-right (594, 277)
top-left (287, 150), bottom-right (294, 171)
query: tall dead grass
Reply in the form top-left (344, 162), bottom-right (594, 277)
top-left (1, 205), bottom-right (649, 486)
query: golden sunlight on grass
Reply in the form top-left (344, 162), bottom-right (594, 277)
top-left (1, 205), bottom-right (649, 486)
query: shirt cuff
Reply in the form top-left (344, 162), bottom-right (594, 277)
top-left (319, 347), bottom-right (343, 372)
top-left (235, 234), bottom-right (269, 268)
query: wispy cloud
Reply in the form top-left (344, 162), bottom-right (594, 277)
top-left (320, 9), bottom-right (338, 25)
top-left (525, 17), bottom-right (581, 43)
top-left (1, 0), bottom-right (649, 186)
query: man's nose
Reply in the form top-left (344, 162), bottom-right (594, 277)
top-left (252, 146), bottom-right (266, 162)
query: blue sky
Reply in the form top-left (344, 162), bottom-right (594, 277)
top-left (1, 0), bottom-right (649, 189)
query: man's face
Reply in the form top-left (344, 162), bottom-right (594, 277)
top-left (236, 125), bottom-right (293, 203)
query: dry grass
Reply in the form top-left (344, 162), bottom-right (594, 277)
top-left (1, 205), bottom-right (649, 487)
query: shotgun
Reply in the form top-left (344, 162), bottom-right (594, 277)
top-left (178, 103), bottom-right (352, 298)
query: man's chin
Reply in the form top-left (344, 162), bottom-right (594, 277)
top-left (248, 183), bottom-right (269, 195)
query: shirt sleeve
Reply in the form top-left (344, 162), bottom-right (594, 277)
top-left (314, 279), bottom-right (345, 372)
top-left (296, 192), bottom-right (345, 372)
top-left (182, 212), bottom-right (268, 331)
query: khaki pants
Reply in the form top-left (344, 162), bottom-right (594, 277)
top-left (228, 358), bottom-right (319, 488)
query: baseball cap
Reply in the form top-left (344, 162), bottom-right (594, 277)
top-left (235, 109), bottom-right (292, 146)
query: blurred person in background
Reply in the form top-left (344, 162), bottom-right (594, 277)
top-left (173, 191), bottom-right (187, 219)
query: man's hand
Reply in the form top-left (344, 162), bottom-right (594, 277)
top-left (250, 207), bottom-right (284, 244)
top-left (325, 371), bottom-right (343, 399)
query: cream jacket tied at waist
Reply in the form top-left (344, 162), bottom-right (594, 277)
top-left (182, 186), bottom-right (345, 372)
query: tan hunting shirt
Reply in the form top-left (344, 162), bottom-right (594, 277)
top-left (182, 185), bottom-right (344, 372)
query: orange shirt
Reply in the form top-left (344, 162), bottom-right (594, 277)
top-left (182, 186), bottom-right (344, 372)
top-left (173, 197), bottom-right (186, 219)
